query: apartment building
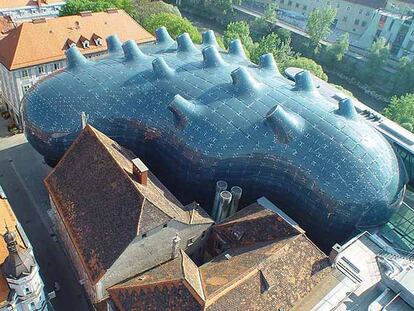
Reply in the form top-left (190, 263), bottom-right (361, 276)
top-left (0, 0), bottom-right (65, 22)
top-left (0, 9), bottom-right (155, 126)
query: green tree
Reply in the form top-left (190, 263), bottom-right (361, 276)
top-left (392, 56), bottom-right (414, 96)
top-left (142, 13), bottom-right (202, 43)
top-left (133, 1), bottom-right (181, 23)
top-left (326, 33), bottom-right (349, 62)
top-left (60, 0), bottom-right (135, 16)
top-left (306, 7), bottom-right (337, 53)
top-left (280, 57), bottom-right (328, 81)
top-left (250, 32), bottom-right (294, 64)
top-left (251, 3), bottom-right (277, 36)
top-left (365, 37), bottom-right (390, 77)
top-left (223, 21), bottom-right (255, 55)
top-left (383, 94), bottom-right (414, 132)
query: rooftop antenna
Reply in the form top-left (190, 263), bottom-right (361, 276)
top-left (80, 111), bottom-right (89, 129)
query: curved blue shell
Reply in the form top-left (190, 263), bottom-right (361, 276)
top-left (22, 28), bottom-right (407, 247)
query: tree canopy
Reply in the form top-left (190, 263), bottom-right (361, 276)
top-left (142, 13), bottom-right (202, 43)
top-left (250, 3), bottom-right (277, 37)
top-left (383, 94), bottom-right (414, 132)
top-left (306, 7), bottom-right (337, 52)
top-left (133, 1), bottom-right (181, 23)
top-left (326, 33), bottom-right (349, 62)
top-left (280, 57), bottom-right (328, 81)
top-left (223, 21), bottom-right (255, 55)
top-left (392, 56), bottom-right (414, 96)
top-left (60, 0), bottom-right (134, 16)
top-left (365, 37), bottom-right (390, 77)
top-left (250, 32), bottom-right (294, 65)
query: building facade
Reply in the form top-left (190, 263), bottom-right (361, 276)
top-left (0, 0), bottom-right (65, 22)
top-left (0, 9), bottom-right (155, 126)
top-left (0, 187), bottom-right (48, 310)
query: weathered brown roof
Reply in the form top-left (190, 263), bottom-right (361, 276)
top-left (109, 251), bottom-right (205, 311)
top-left (345, 0), bottom-right (387, 9)
top-left (45, 125), bottom-right (193, 283)
top-left (0, 10), bottom-right (155, 70)
top-left (107, 200), bottom-right (332, 310)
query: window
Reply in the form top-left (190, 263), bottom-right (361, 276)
top-left (362, 21), bottom-right (367, 27)
top-left (342, 16), bottom-right (348, 22)
top-left (406, 40), bottom-right (414, 51)
top-left (22, 84), bottom-right (31, 94)
top-left (280, 0), bottom-right (284, 3)
top-left (288, 0), bottom-right (292, 6)
top-left (24, 287), bottom-right (30, 294)
top-left (366, 12), bottom-right (370, 16)
top-left (82, 40), bottom-right (90, 49)
top-left (411, 30), bottom-right (414, 36)
top-left (336, 3), bottom-right (340, 8)
top-left (355, 19), bottom-right (360, 26)
top-left (303, 4), bottom-right (307, 10)
top-left (38, 66), bottom-right (45, 75)
top-left (187, 237), bottom-right (194, 247)
top-left (54, 63), bottom-right (61, 71)
top-left (347, 6), bottom-right (350, 11)
top-left (21, 69), bottom-right (29, 78)
top-left (163, 223), bottom-right (168, 228)
top-left (295, 2), bottom-right (299, 8)
top-left (141, 233), bottom-right (147, 238)
top-left (359, 9), bottom-right (363, 14)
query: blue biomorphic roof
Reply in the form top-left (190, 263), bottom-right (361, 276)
top-left (22, 28), bottom-right (408, 247)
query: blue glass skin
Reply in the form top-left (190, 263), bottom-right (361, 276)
top-left (22, 29), bottom-right (407, 246)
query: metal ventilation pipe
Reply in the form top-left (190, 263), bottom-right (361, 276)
top-left (212, 180), bottom-right (227, 220)
top-left (216, 190), bottom-right (232, 223)
top-left (229, 186), bottom-right (242, 216)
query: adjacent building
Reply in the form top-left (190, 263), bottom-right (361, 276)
top-left (0, 0), bottom-right (64, 22)
top-left (0, 9), bottom-right (155, 126)
top-left (0, 187), bottom-right (48, 310)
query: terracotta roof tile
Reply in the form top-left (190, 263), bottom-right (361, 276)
top-left (45, 125), bottom-right (191, 283)
top-left (0, 10), bottom-right (155, 70)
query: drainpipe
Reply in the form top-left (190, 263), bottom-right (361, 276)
top-left (212, 180), bottom-right (227, 220)
top-left (216, 191), bottom-right (232, 223)
top-left (229, 186), bottom-right (242, 216)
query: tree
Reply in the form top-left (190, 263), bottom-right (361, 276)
top-left (250, 32), bottom-right (295, 64)
top-left (142, 13), bottom-right (202, 43)
top-left (60, 0), bottom-right (135, 16)
top-left (392, 56), bottom-right (414, 96)
top-left (383, 94), bottom-right (414, 132)
top-left (133, 1), bottom-right (181, 23)
top-left (365, 37), bottom-right (390, 77)
top-left (326, 33), bottom-right (349, 62)
top-left (250, 3), bottom-right (277, 37)
top-left (306, 7), bottom-right (337, 53)
top-left (279, 57), bottom-right (328, 81)
top-left (223, 21), bottom-right (255, 55)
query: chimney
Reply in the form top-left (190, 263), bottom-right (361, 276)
top-left (215, 190), bottom-right (232, 223)
top-left (229, 186), bottom-right (242, 216)
top-left (171, 234), bottom-right (181, 259)
top-left (131, 158), bottom-right (149, 186)
top-left (329, 243), bottom-right (342, 265)
top-left (212, 180), bottom-right (227, 220)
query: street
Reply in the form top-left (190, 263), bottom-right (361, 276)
top-left (0, 133), bottom-right (90, 311)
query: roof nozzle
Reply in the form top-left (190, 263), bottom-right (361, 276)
top-left (202, 30), bottom-right (218, 47)
top-left (231, 67), bottom-right (260, 95)
top-left (294, 70), bottom-right (317, 93)
top-left (152, 57), bottom-right (175, 79)
top-left (259, 53), bottom-right (280, 75)
top-left (155, 26), bottom-right (174, 44)
top-left (106, 34), bottom-right (123, 54)
top-left (177, 33), bottom-right (198, 53)
top-left (122, 40), bottom-right (146, 62)
top-left (228, 39), bottom-right (247, 59)
top-left (202, 45), bottom-right (225, 68)
top-left (265, 105), bottom-right (304, 143)
top-left (336, 98), bottom-right (358, 119)
top-left (168, 94), bottom-right (198, 129)
top-left (65, 46), bottom-right (89, 69)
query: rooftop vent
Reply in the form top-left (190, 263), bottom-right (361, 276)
top-left (224, 253), bottom-right (232, 260)
top-left (106, 8), bottom-right (118, 13)
top-left (79, 10), bottom-right (92, 17)
top-left (131, 158), bottom-right (149, 186)
top-left (32, 18), bottom-right (46, 24)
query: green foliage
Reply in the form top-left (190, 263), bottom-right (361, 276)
top-left (250, 32), bottom-right (294, 65)
top-left (383, 94), bottom-right (414, 133)
top-left (60, 0), bottom-right (134, 16)
top-left (326, 33), bottom-right (349, 62)
top-left (216, 34), bottom-right (226, 49)
top-left (142, 13), bottom-right (201, 43)
top-left (332, 84), bottom-right (353, 98)
top-left (306, 7), bottom-right (337, 53)
top-left (392, 56), bottom-right (414, 96)
top-left (211, 0), bottom-right (234, 14)
top-left (365, 37), bottom-right (390, 77)
top-left (280, 57), bottom-right (328, 81)
top-left (223, 21), bottom-right (254, 54)
top-left (132, 1), bottom-right (181, 23)
top-left (250, 3), bottom-right (277, 36)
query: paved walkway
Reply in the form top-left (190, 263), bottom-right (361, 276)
top-left (0, 133), bottom-right (91, 311)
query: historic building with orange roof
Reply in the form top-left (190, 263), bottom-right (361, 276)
top-left (0, 9), bottom-right (155, 126)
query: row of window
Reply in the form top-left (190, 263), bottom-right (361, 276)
top-left (21, 62), bottom-right (62, 79)
top-left (279, 0), bottom-right (371, 16)
top-left (341, 16), bottom-right (367, 27)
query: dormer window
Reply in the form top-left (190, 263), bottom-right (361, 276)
top-left (82, 40), bottom-right (90, 49)
top-left (66, 39), bottom-right (76, 49)
top-left (95, 38), bottom-right (103, 46)
top-left (92, 34), bottom-right (103, 46)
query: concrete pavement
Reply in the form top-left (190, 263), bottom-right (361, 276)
top-left (0, 133), bottom-right (90, 311)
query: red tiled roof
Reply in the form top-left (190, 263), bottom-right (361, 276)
top-left (0, 10), bottom-right (155, 70)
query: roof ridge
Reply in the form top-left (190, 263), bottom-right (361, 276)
top-left (0, 23), bottom-right (23, 69)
